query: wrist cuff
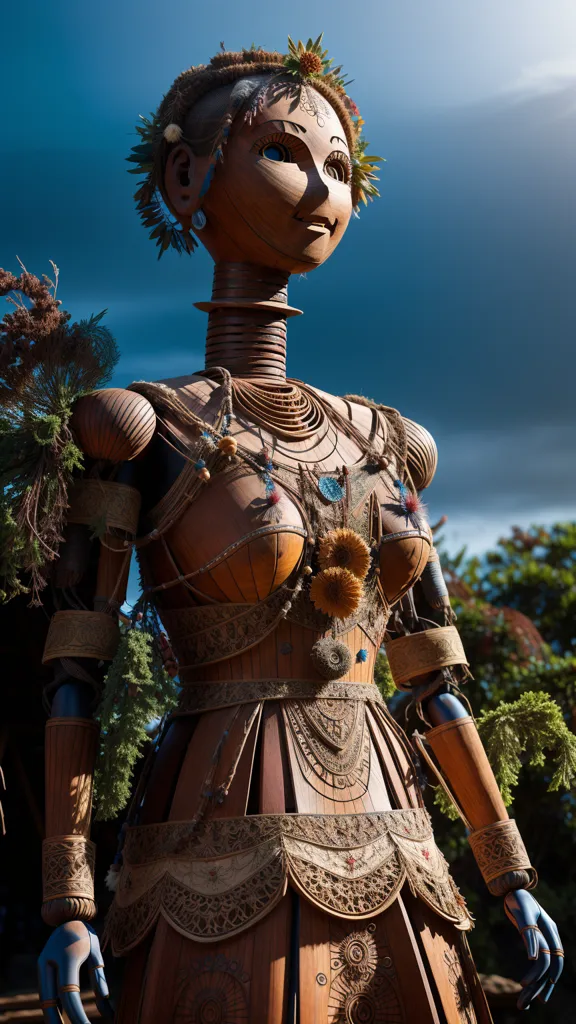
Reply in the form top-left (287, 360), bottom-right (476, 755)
top-left (42, 835), bottom-right (96, 903)
top-left (468, 819), bottom-right (537, 891)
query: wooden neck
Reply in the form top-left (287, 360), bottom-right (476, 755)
top-left (197, 262), bottom-right (302, 380)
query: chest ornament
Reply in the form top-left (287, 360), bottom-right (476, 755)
top-left (318, 475), bottom-right (345, 502)
top-left (309, 527), bottom-right (372, 620)
top-left (310, 637), bottom-right (353, 680)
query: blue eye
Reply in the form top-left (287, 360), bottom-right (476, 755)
top-left (262, 143), bottom-right (290, 162)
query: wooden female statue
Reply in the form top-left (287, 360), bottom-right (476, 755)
top-left (31, 38), bottom-right (563, 1023)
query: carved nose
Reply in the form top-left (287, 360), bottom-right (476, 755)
top-left (300, 164), bottom-right (330, 209)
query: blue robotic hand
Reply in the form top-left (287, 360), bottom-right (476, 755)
top-left (38, 920), bottom-right (113, 1024)
top-left (504, 889), bottom-right (564, 1011)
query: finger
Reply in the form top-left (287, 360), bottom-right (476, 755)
top-left (90, 966), bottom-right (114, 1018)
top-left (537, 911), bottom-right (565, 984)
top-left (518, 977), bottom-right (548, 1012)
top-left (538, 978), bottom-right (556, 1004)
top-left (37, 960), bottom-right (63, 1024)
top-left (60, 988), bottom-right (90, 1024)
top-left (518, 924), bottom-right (540, 960)
top-left (88, 932), bottom-right (114, 1018)
top-left (520, 947), bottom-right (550, 988)
top-left (538, 907), bottom-right (563, 949)
top-left (518, 959), bottom-right (551, 1013)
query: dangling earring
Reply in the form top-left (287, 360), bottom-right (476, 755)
top-left (192, 209), bottom-right (207, 231)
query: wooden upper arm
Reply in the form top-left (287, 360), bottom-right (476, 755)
top-left (403, 417), bottom-right (438, 491)
top-left (71, 388), bottom-right (156, 462)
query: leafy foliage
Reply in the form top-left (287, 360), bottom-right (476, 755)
top-left (284, 34), bottom-right (334, 79)
top-left (428, 524), bottom-right (576, 1000)
top-left (374, 651), bottom-right (396, 701)
top-left (477, 690), bottom-right (576, 805)
top-left (0, 266), bottom-right (118, 603)
top-left (94, 615), bottom-right (178, 821)
top-left (352, 138), bottom-right (384, 206)
top-left (130, 113), bottom-right (198, 260)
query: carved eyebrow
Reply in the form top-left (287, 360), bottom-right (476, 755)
top-left (257, 119), bottom-right (307, 134)
top-left (331, 135), bottom-right (348, 147)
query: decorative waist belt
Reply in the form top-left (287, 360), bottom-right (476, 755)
top-left (174, 679), bottom-right (385, 715)
top-left (103, 808), bottom-right (471, 954)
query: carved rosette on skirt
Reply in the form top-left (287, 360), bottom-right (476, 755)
top-left (103, 809), bottom-right (471, 955)
top-left (283, 699), bottom-right (371, 801)
top-left (328, 921), bottom-right (404, 1024)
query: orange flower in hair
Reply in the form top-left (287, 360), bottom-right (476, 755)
top-left (309, 567), bottom-right (363, 619)
top-left (318, 528), bottom-right (370, 580)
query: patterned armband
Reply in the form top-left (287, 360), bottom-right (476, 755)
top-left (468, 820), bottom-right (538, 894)
top-left (384, 626), bottom-right (468, 690)
top-left (67, 479), bottom-right (141, 534)
top-left (42, 836), bottom-right (97, 926)
top-left (42, 610), bottom-right (119, 664)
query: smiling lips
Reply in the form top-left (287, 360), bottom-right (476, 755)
top-left (294, 212), bottom-right (338, 235)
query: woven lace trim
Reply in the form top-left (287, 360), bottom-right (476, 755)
top-left (104, 809), bottom-right (471, 954)
top-left (174, 680), bottom-right (385, 715)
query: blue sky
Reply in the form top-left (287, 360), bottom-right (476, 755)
top-left (1, 0), bottom-right (575, 554)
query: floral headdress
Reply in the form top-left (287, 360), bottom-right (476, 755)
top-left (127, 35), bottom-right (384, 258)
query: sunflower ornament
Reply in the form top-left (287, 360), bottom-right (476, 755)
top-left (309, 566), bottom-right (363, 619)
top-left (309, 528), bottom-right (370, 618)
top-left (318, 528), bottom-right (371, 579)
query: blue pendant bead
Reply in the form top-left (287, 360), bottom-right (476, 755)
top-left (318, 475), bottom-right (345, 502)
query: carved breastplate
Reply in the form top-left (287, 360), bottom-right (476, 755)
top-left (162, 465), bottom-right (307, 603)
top-left (143, 455), bottom-right (430, 611)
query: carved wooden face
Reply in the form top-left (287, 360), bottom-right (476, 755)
top-left (164, 82), bottom-right (354, 273)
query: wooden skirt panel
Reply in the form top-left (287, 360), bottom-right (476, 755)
top-left (154, 698), bottom-right (420, 826)
top-left (114, 889), bottom-right (491, 1024)
top-left (112, 703), bottom-right (490, 1022)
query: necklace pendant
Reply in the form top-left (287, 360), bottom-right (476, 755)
top-left (318, 475), bottom-right (345, 503)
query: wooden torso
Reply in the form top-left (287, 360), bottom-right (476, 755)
top-left (136, 375), bottom-right (431, 686)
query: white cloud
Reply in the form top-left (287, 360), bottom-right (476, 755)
top-left (505, 56), bottom-right (576, 97)
top-left (439, 505), bottom-right (576, 557)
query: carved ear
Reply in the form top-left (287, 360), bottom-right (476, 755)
top-left (163, 144), bottom-right (209, 219)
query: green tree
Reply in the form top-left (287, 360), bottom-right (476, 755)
top-left (427, 524), bottom-right (576, 1020)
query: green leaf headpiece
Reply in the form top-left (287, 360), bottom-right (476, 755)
top-left (128, 35), bottom-right (384, 258)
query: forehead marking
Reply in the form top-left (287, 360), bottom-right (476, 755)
top-left (257, 119), bottom-right (307, 134)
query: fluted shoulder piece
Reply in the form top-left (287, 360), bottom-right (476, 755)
top-left (71, 388), bottom-right (156, 462)
top-left (403, 417), bottom-right (438, 491)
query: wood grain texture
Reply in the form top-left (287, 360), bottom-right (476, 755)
top-left (94, 535), bottom-right (131, 611)
top-left (378, 532), bottom-right (431, 604)
top-left (403, 417), bottom-right (438, 490)
top-left (134, 897), bottom-right (291, 1024)
top-left (259, 703), bottom-right (290, 813)
top-left (426, 716), bottom-right (508, 830)
top-left (71, 388), bottom-right (156, 462)
top-left (405, 892), bottom-right (492, 1024)
top-left (165, 467), bottom-right (305, 603)
top-left (45, 718), bottom-right (99, 837)
top-left (367, 704), bottom-right (421, 810)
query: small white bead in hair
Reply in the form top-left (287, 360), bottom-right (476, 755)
top-left (163, 123), bottom-right (183, 143)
